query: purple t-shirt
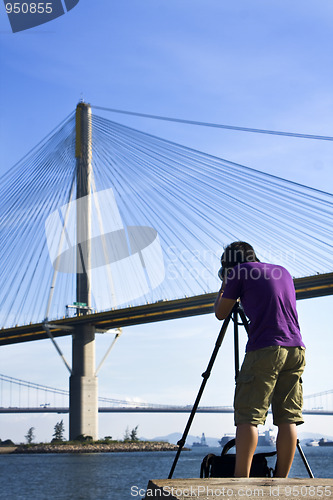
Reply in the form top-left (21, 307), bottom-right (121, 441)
top-left (222, 262), bottom-right (305, 352)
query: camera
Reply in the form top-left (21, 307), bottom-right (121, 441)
top-left (218, 266), bottom-right (232, 281)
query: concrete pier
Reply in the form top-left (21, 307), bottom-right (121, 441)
top-left (69, 102), bottom-right (98, 441)
top-left (69, 323), bottom-right (98, 440)
top-left (144, 478), bottom-right (333, 499)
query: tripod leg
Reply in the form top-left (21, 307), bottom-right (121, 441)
top-left (233, 308), bottom-right (240, 379)
top-left (297, 439), bottom-right (314, 478)
top-left (168, 312), bottom-right (233, 479)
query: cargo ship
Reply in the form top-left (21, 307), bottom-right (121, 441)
top-left (219, 429), bottom-right (276, 447)
top-left (192, 433), bottom-right (208, 447)
top-left (318, 438), bottom-right (333, 447)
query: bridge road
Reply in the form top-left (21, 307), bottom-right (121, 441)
top-left (0, 272), bottom-right (332, 346)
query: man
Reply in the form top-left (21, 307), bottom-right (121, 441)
top-left (214, 241), bottom-right (305, 478)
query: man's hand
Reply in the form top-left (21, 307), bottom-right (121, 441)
top-left (214, 283), bottom-right (236, 320)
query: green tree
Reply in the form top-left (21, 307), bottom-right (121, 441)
top-left (124, 425), bottom-right (139, 442)
top-left (25, 427), bottom-right (35, 444)
top-left (130, 425), bottom-right (139, 442)
top-left (52, 420), bottom-right (65, 442)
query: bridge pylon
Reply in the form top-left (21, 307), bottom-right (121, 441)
top-left (69, 102), bottom-right (98, 440)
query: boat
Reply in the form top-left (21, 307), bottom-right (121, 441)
top-left (219, 429), bottom-right (276, 448)
top-left (218, 434), bottom-right (234, 447)
top-left (306, 439), bottom-right (320, 447)
top-left (318, 438), bottom-right (333, 447)
top-left (192, 433), bottom-right (208, 447)
top-left (258, 429), bottom-right (276, 446)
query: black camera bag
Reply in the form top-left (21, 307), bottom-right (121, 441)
top-left (200, 439), bottom-right (276, 478)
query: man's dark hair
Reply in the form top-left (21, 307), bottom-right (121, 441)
top-left (221, 241), bottom-right (259, 271)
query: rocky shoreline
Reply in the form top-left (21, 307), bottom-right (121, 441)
top-left (1, 441), bottom-right (184, 454)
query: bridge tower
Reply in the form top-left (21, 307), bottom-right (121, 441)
top-left (69, 102), bottom-right (98, 440)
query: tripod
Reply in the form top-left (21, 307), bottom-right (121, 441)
top-left (168, 303), bottom-right (313, 479)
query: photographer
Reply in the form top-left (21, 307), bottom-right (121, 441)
top-left (214, 241), bottom-right (305, 478)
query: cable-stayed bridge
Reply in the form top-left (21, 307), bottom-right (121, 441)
top-left (1, 103), bottom-right (333, 335)
top-left (0, 102), bottom-right (332, 439)
top-left (0, 374), bottom-right (332, 416)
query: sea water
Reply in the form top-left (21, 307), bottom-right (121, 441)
top-left (0, 446), bottom-right (332, 499)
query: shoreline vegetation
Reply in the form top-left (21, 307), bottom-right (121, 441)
top-left (0, 440), bottom-right (185, 454)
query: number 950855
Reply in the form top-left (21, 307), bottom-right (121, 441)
top-left (5, 3), bottom-right (53, 14)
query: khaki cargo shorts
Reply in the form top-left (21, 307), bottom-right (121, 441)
top-left (234, 345), bottom-right (305, 426)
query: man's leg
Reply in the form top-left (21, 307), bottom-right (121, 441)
top-left (272, 349), bottom-right (305, 478)
top-left (234, 423), bottom-right (258, 477)
top-left (274, 423), bottom-right (297, 478)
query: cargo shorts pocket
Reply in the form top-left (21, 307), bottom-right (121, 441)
top-left (234, 373), bottom-right (255, 409)
top-left (295, 376), bottom-right (303, 409)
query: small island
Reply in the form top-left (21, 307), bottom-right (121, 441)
top-left (0, 423), bottom-right (186, 454)
top-left (0, 440), bottom-right (180, 454)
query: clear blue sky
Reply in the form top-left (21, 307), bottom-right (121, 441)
top-left (0, 0), bottom-right (332, 442)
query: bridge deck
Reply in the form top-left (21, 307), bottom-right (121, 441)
top-left (0, 273), bottom-right (332, 346)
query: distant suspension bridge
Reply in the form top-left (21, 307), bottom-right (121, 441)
top-left (0, 373), bottom-right (332, 415)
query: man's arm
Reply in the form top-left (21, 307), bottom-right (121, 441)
top-left (214, 282), bottom-right (237, 320)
